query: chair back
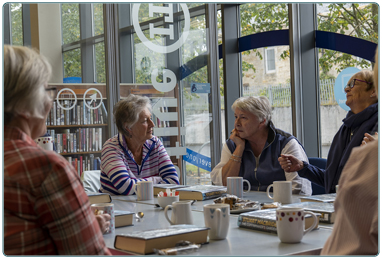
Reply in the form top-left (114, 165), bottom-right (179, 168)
top-left (308, 157), bottom-right (327, 195)
top-left (82, 170), bottom-right (101, 193)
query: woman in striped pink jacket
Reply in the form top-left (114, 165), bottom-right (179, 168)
top-left (99, 95), bottom-right (179, 195)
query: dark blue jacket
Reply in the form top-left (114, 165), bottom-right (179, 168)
top-left (299, 102), bottom-right (378, 193)
top-left (226, 122), bottom-right (304, 192)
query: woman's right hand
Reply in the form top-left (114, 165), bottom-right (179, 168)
top-left (229, 129), bottom-right (245, 148)
top-left (278, 154), bottom-right (304, 172)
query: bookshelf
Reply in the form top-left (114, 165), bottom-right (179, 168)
top-left (46, 84), bottom-right (108, 177)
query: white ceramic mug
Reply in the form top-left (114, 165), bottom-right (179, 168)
top-left (164, 201), bottom-right (193, 225)
top-left (266, 181), bottom-right (292, 204)
top-left (276, 207), bottom-right (318, 243)
top-left (91, 203), bottom-right (115, 234)
top-left (203, 204), bottom-right (230, 240)
top-left (35, 136), bottom-right (54, 151)
top-left (227, 177), bottom-right (251, 198)
top-left (134, 181), bottom-right (153, 201)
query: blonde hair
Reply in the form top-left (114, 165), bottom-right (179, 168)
top-left (4, 45), bottom-right (52, 123)
top-left (113, 94), bottom-right (152, 136)
top-left (231, 96), bottom-right (272, 125)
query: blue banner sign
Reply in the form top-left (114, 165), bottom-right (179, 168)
top-left (184, 148), bottom-right (211, 172)
top-left (191, 83), bottom-right (210, 93)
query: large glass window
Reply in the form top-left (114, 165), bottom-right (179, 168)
top-left (61, 4), bottom-right (80, 44)
top-left (317, 3), bottom-right (377, 158)
top-left (61, 4), bottom-right (106, 83)
top-left (63, 49), bottom-right (81, 78)
top-left (93, 3), bottom-right (104, 36)
top-left (239, 3), bottom-right (292, 134)
top-left (180, 12), bottom-right (210, 185)
top-left (95, 42), bottom-right (105, 83)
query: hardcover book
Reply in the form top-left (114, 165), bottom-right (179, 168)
top-left (237, 208), bottom-right (319, 234)
top-left (87, 192), bottom-right (112, 204)
top-left (283, 202), bottom-right (336, 223)
top-left (177, 185), bottom-right (227, 201)
top-left (115, 210), bottom-right (135, 228)
top-left (114, 225), bottom-right (209, 255)
top-left (153, 184), bottom-right (189, 196)
top-left (300, 193), bottom-right (336, 203)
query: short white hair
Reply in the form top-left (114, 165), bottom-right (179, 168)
top-left (4, 45), bottom-right (52, 123)
top-left (232, 96), bottom-right (272, 125)
top-left (113, 94), bottom-right (152, 136)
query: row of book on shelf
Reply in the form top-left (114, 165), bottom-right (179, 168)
top-left (67, 154), bottom-right (101, 177)
top-left (47, 128), bottom-right (103, 154)
top-left (46, 100), bottom-right (107, 126)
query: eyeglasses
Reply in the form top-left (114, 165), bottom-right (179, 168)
top-left (45, 87), bottom-right (57, 101)
top-left (344, 78), bottom-right (371, 92)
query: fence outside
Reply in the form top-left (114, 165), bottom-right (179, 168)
top-left (241, 79), bottom-right (337, 107)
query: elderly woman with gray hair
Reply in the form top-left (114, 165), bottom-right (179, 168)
top-left (211, 96), bottom-right (312, 195)
top-left (100, 94), bottom-right (179, 195)
top-left (4, 45), bottom-right (110, 255)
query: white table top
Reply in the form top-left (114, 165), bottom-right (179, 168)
top-left (103, 199), bottom-right (332, 256)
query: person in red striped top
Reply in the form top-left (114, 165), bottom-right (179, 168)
top-left (100, 95), bottom-right (179, 195)
top-left (4, 45), bottom-right (111, 255)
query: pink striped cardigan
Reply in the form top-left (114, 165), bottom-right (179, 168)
top-left (99, 133), bottom-right (179, 195)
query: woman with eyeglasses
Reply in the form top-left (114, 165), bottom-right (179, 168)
top-left (4, 45), bottom-right (111, 255)
top-left (278, 70), bottom-right (378, 193)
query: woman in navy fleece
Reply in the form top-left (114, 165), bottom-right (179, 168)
top-left (279, 70), bottom-right (378, 193)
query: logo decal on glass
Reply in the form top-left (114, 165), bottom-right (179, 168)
top-left (83, 88), bottom-right (103, 110)
top-left (132, 3), bottom-right (190, 54)
top-left (56, 88), bottom-right (77, 111)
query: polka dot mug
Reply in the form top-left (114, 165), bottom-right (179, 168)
top-left (34, 136), bottom-right (54, 151)
top-left (276, 207), bottom-right (318, 243)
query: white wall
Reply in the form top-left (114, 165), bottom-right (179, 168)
top-left (37, 4), bottom-right (63, 83)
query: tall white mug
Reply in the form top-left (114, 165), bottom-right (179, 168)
top-left (227, 177), bottom-right (251, 198)
top-left (164, 201), bottom-right (193, 225)
top-left (203, 204), bottom-right (230, 240)
top-left (266, 181), bottom-right (292, 204)
top-left (276, 207), bottom-right (318, 243)
top-left (134, 181), bottom-right (153, 201)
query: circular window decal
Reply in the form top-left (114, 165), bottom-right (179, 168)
top-left (132, 4), bottom-right (190, 54)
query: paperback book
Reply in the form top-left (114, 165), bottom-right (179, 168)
top-left (300, 193), bottom-right (336, 203)
top-left (177, 185), bottom-right (227, 201)
top-left (283, 202), bottom-right (336, 224)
